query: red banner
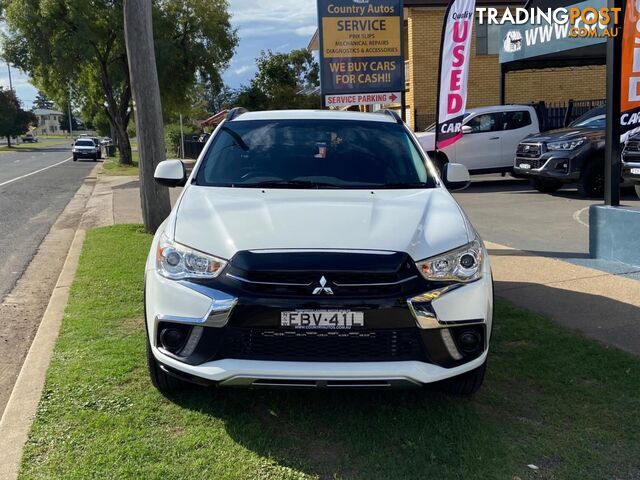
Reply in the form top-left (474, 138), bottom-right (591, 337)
top-left (436, 0), bottom-right (476, 149)
top-left (621, 0), bottom-right (640, 140)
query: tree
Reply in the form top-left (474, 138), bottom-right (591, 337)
top-left (58, 103), bottom-right (80, 133)
top-left (124, 0), bottom-right (171, 233)
top-left (231, 49), bottom-right (321, 111)
top-left (32, 91), bottom-right (55, 110)
top-left (0, 87), bottom-right (36, 147)
top-left (2, 0), bottom-right (237, 165)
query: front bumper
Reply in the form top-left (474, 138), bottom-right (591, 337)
top-left (145, 255), bottom-right (493, 387)
top-left (73, 150), bottom-right (97, 158)
top-left (513, 152), bottom-right (580, 182)
top-left (622, 159), bottom-right (640, 184)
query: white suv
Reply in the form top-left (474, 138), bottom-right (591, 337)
top-left (145, 109), bottom-right (493, 395)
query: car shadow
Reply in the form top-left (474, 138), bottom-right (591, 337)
top-left (161, 279), bottom-right (640, 479)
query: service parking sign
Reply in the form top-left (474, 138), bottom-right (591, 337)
top-left (317, 0), bottom-right (405, 107)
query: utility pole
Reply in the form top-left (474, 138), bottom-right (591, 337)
top-left (67, 84), bottom-right (74, 138)
top-left (7, 62), bottom-right (13, 91)
top-left (124, 0), bottom-right (171, 233)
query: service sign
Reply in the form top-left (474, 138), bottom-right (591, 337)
top-left (317, 0), bottom-right (405, 106)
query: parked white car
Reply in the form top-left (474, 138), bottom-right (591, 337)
top-left (416, 105), bottom-right (540, 174)
top-left (145, 109), bottom-right (493, 396)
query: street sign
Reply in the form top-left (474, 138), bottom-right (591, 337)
top-left (325, 91), bottom-right (402, 107)
top-left (317, 0), bottom-right (405, 107)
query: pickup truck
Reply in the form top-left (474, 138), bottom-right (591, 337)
top-left (416, 104), bottom-right (540, 174)
top-left (622, 134), bottom-right (640, 199)
top-left (513, 106), bottom-right (608, 197)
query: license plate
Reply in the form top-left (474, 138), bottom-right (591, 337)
top-left (519, 163), bottom-right (532, 170)
top-left (631, 168), bottom-right (640, 175)
top-left (281, 310), bottom-right (364, 329)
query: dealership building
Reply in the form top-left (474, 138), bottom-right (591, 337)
top-left (310, 0), bottom-right (606, 131)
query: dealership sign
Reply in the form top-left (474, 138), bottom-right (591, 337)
top-left (317, 0), bottom-right (405, 106)
top-left (621, 0), bottom-right (640, 140)
top-left (436, 0), bottom-right (476, 149)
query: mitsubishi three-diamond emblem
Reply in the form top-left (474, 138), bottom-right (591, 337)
top-left (312, 276), bottom-right (334, 295)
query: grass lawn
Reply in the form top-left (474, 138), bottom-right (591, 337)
top-left (0, 138), bottom-right (70, 152)
top-left (19, 225), bottom-right (640, 480)
top-left (102, 150), bottom-right (140, 176)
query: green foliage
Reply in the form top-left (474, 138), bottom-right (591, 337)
top-left (165, 123), bottom-right (198, 157)
top-left (58, 103), bottom-right (79, 133)
top-left (32, 91), bottom-right (55, 110)
top-left (2, 0), bottom-right (237, 164)
top-left (229, 49), bottom-right (321, 111)
top-left (0, 87), bottom-right (37, 146)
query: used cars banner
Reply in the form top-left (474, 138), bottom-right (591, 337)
top-left (621, 0), bottom-right (640, 141)
top-left (436, 0), bottom-right (476, 149)
top-left (317, 0), bottom-right (404, 107)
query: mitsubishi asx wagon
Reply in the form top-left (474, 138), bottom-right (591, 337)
top-left (145, 108), bottom-right (493, 395)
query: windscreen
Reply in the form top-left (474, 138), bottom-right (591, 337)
top-left (196, 119), bottom-right (432, 189)
top-left (75, 140), bottom-right (95, 147)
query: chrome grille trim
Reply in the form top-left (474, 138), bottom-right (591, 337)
top-left (333, 275), bottom-right (419, 287)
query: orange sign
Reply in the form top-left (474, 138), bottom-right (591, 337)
top-left (621, 0), bottom-right (640, 137)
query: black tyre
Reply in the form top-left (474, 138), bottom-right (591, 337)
top-left (147, 338), bottom-right (187, 395)
top-left (635, 185), bottom-right (640, 200)
top-left (73, 155), bottom-right (77, 162)
top-left (441, 360), bottom-right (487, 396)
top-left (430, 152), bottom-right (449, 177)
top-left (530, 178), bottom-right (562, 193)
top-left (577, 161), bottom-right (605, 198)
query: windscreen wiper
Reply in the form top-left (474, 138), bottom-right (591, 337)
top-left (377, 182), bottom-right (428, 189)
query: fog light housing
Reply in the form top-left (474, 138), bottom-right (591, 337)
top-left (160, 328), bottom-right (187, 351)
top-left (457, 330), bottom-right (482, 354)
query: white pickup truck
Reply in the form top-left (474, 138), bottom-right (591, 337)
top-left (416, 105), bottom-right (541, 174)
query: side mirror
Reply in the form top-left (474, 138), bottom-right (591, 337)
top-left (443, 163), bottom-right (471, 191)
top-left (461, 125), bottom-right (473, 135)
top-left (154, 160), bottom-right (187, 188)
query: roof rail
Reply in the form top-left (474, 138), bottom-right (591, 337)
top-left (226, 107), bottom-right (249, 122)
top-left (375, 109), bottom-right (403, 124)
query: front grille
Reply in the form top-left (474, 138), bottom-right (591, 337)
top-left (625, 139), bottom-right (640, 152)
top-left (516, 158), bottom-right (545, 169)
top-left (516, 143), bottom-right (543, 158)
top-left (218, 250), bottom-right (424, 298)
top-left (216, 328), bottom-right (427, 362)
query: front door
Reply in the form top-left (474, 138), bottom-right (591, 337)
top-left (454, 112), bottom-right (503, 171)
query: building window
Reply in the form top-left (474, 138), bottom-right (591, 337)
top-left (476, 22), bottom-right (501, 56)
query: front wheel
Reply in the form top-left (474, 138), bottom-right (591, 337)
top-left (577, 161), bottom-right (604, 198)
top-left (73, 155), bottom-right (77, 162)
top-left (635, 185), bottom-right (640, 200)
top-left (530, 178), bottom-right (562, 193)
top-left (440, 360), bottom-right (487, 396)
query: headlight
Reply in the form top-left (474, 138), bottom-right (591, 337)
top-left (546, 138), bottom-right (586, 151)
top-left (416, 240), bottom-right (483, 283)
top-left (156, 233), bottom-right (227, 280)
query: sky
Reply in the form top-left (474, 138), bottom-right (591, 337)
top-left (0, 0), bottom-right (318, 109)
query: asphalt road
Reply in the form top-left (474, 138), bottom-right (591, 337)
top-left (454, 175), bottom-right (640, 258)
top-left (0, 144), bottom-right (95, 301)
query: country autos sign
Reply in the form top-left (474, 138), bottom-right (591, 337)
top-left (436, 0), bottom-right (476, 149)
top-left (317, 0), bottom-right (405, 106)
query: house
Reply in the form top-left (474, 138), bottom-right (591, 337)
top-left (32, 108), bottom-right (64, 135)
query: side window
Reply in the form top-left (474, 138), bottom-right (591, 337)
top-left (465, 113), bottom-right (502, 133)
top-left (503, 111), bottom-right (532, 131)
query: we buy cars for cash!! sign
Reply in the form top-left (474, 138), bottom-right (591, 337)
top-left (317, 0), bottom-right (405, 106)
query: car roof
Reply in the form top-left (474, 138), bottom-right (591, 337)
top-left (466, 104), bottom-right (534, 115)
top-left (231, 109), bottom-right (397, 123)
